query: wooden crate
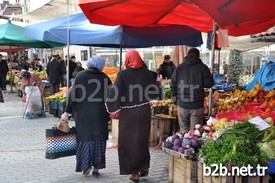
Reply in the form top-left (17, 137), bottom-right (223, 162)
top-left (164, 148), bottom-right (197, 183)
top-left (43, 86), bottom-right (51, 97)
top-left (197, 162), bottom-right (269, 183)
top-left (149, 117), bottom-right (171, 147)
top-left (111, 119), bottom-right (119, 145)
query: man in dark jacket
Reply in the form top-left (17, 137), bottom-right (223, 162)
top-left (68, 56), bottom-right (77, 85)
top-left (158, 55), bottom-right (176, 79)
top-left (46, 55), bottom-right (63, 94)
top-left (0, 54), bottom-right (9, 91)
top-left (171, 48), bottom-right (214, 133)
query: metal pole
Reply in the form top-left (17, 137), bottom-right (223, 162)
top-left (66, 0), bottom-right (70, 88)
top-left (119, 44), bottom-right (122, 70)
top-left (208, 21), bottom-right (217, 117)
top-left (217, 49), bottom-right (221, 75)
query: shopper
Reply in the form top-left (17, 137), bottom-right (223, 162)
top-left (171, 48), bottom-right (214, 133)
top-left (61, 55), bottom-right (111, 177)
top-left (106, 50), bottom-right (159, 182)
top-left (72, 62), bottom-right (85, 79)
top-left (157, 55), bottom-right (176, 79)
top-left (20, 70), bottom-right (43, 92)
top-left (46, 55), bottom-right (63, 94)
top-left (0, 54), bottom-right (9, 91)
top-left (57, 56), bottom-right (66, 87)
top-left (68, 55), bottom-right (77, 85)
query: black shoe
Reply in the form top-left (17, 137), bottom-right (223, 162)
top-left (92, 170), bottom-right (100, 176)
top-left (139, 169), bottom-right (149, 177)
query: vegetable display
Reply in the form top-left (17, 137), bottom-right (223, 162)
top-left (200, 121), bottom-right (271, 169)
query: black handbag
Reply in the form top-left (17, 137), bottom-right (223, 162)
top-left (45, 127), bottom-right (77, 159)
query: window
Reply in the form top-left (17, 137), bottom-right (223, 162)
top-left (81, 50), bottom-right (88, 61)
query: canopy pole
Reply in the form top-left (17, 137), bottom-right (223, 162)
top-left (66, 0), bottom-right (70, 88)
top-left (217, 49), bottom-right (221, 75)
top-left (119, 44), bottom-right (122, 70)
top-left (9, 44), bottom-right (14, 93)
top-left (208, 21), bottom-right (217, 117)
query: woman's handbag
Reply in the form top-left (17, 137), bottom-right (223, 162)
top-left (45, 127), bottom-right (77, 159)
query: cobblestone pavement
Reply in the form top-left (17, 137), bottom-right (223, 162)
top-left (0, 91), bottom-right (169, 183)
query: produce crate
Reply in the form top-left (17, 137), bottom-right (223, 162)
top-left (149, 116), bottom-right (172, 147)
top-left (151, 106), bottom-right (169, 115)
top-left (197, 162), bottom-right (269, 183)
top-left (163, 146), bottom-right (197, 183)
top-left (43, 86), bottom-right (51, 97)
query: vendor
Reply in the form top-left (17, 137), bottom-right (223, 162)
top-left (171, 48), bottom-right (214, 133)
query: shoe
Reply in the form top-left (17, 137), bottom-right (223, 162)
top-left (83, 168), bottom-right (92, 176)
top-left (129, 173), bottom-right (140, 182)
top-left (92, 168), bottom-right (100, 177)
top-left (139, 169), bottom-right (149, 177)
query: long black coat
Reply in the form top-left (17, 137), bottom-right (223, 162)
top-left (0, 59), bottom-right (9, 74)
top-left (65, 69), bottom-right (112, 142)
top-left (106, 67), bottom-right (160, 174)
top-left (46, 59), bottom-right (62, 83)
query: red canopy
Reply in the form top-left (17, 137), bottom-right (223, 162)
top-left (78, 0), bottom-right (275, 36)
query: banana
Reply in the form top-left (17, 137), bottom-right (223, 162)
top-left (266, 90), bottom-right (275, 98)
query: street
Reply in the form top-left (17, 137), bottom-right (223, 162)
top-left (0, 91), bottom-right (169, 183)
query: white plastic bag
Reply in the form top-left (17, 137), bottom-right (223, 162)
top-left (25, 86), bottom-right (42, 115)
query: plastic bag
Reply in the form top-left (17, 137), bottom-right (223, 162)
top-left (25, 86), bottom-right (42, 115)
top-left (216, 29), bottom-right (229, 48)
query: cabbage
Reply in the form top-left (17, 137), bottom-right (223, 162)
top-left (163, 142), bottom-right (173, 149)
top-left (260, 140), bottom-right (275, 160)
top-left (182, 138), bottom-right (192, 148)
top-left (172, 134), bottom-right (180, 142)
top-left (178, 147), bottom-right (185, 153)
top-left (173, 138), bottom-right (182, 147)
top-left (191, 138), bottom-right (202, 151)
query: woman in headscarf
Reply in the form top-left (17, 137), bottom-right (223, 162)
top-left (106, 50), bottom-right (160, 182)
top-left (61, 55), bottom-right (112, 176)
top-left (20, 70), bottom-right (43, 92)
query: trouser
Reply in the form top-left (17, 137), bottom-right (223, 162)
top-left (177, 106), bottom-right (204, 133)
top-left (0, 88), bottom-right (3, 102)
top-left (50, 83), bottom-right (60, 95)
top-left (0, 73), bottom-right (7, 90)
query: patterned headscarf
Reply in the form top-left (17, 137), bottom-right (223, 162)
top-left (86, 55), bottom-right (106, 71)
top-left (125, 50), bottom-right (143, 69)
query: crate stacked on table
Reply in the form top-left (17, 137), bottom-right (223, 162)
top-left (45, 87), bottom-right (68, 118)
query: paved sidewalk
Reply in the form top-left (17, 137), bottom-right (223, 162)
top-left (0, 92), bottom-right (169, 183)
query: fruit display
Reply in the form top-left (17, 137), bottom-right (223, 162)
top-left (102, 66), bottom-right (119, 83)
top-left (45, 87), bottom-right (68, 104)
top-left (150, 99), bottom-right (174, 107)
top-left (35, 70), bottom-right (47, 80)
top-left (150, 99), bottom-right (177, 116)
top-left (213, 83), bottom-right (275, 117)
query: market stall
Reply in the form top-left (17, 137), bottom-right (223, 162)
top-left (161, 81), bottom-right (275, 183)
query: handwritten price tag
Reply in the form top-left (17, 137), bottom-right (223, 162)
top-left (248, 116), bottom-right (270, 131)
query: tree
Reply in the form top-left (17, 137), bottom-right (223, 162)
top-left (227, 50), bottom-right (245, 84)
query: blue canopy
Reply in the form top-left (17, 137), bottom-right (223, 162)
top-left (25, 13), bottom-right (203, 48)
top-left (245, 61), bottom-right (275, 91)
